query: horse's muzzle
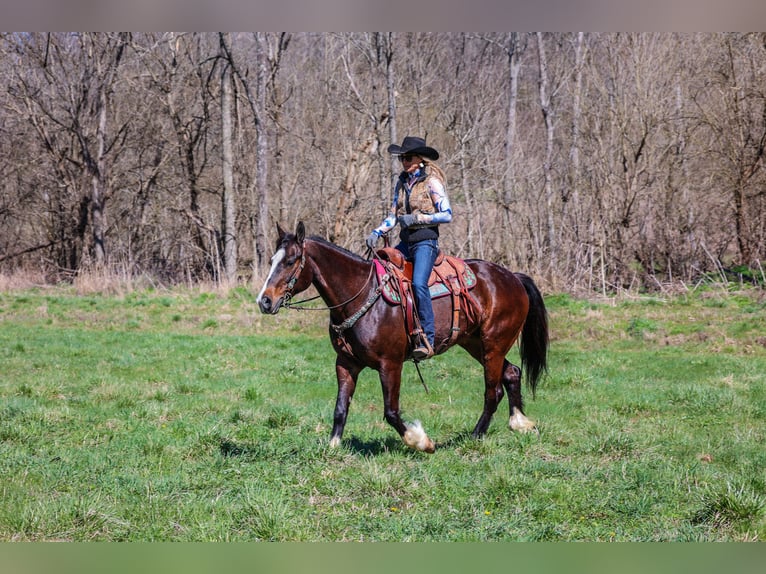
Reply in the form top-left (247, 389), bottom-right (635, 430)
top-left (257, 294), bottom-right (282, 314)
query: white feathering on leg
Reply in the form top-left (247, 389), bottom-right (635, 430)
top-left (509, 407), bottom-right (537, 433)
top-left (403, 420), bottom-right (435, 453)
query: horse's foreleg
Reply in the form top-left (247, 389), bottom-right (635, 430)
top-left (403, 420), bottom-right (435, 453)
top-left (379, 362), bottom-right (435, 453)
top-left (502, 360), bottom-right (536, 433)
top-left (330, 356), bottom-right (362, 447)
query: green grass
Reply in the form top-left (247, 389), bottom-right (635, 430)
top-left (0, 286), bottom-right (765, 541)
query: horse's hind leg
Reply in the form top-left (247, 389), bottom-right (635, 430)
top-left (471, 356), bottom-right (505, 438)
top-left (502, 360), bottom-right (536, 433)
top-left (457, 339), bottom-right (504, 438)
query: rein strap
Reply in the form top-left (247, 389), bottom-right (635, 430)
top-left (282, 254), bottom-right (384, 337)
top-left (331, 272), bottom-right (390, 334)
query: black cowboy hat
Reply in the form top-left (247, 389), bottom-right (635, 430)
top-left (387, 136), bottom-right (439, 161)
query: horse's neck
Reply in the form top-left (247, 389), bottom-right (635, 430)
top-left (306, 239), bottom-right (372, 309)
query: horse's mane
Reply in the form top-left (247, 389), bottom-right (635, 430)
top-left (307, 235), bottom-right (367, 263)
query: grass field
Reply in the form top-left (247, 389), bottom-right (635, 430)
top-left (0, 284), bottom-right (765, 541)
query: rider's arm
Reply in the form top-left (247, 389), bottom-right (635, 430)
top-left (371, 184), bottom-right (401, 237)
top-left (417, 177), bottom-right (452, 225)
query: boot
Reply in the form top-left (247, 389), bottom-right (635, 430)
top-left (412, 335), bottom-right (434, 361)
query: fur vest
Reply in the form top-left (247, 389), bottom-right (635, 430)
top-left (396, 163), bottom-right (446, 216)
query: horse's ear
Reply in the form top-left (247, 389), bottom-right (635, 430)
top-left (276, 222), bottom-right (287, 241)
top-left (296, 221), bottom-right (305, 244)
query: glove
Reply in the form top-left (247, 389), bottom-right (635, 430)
top-left (398, 213), bottom-right (418, 228)
top-left (365, 232), bottom-right (379, 251)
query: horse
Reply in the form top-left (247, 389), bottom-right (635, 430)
top-left (256, 221), bottom-right (549, 453)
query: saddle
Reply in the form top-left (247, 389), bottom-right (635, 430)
top-left (373, 247), bottom-right (480, 351)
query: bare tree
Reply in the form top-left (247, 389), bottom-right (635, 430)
top-left (226, 33), bottom-right (290, 273)
top-left (3, 32), bottom-right (765, 291)
top-left (4, 33), bottom-right (130, 274)
top-left (567, 32), bottom-right (585, 235)
top-left (503, 32), bottom-right (525, 217)
top-left (327, 33), bottom-right (391, 245)
top-left (536, 32), bottom-right (557, 275)
top-left (219, 33), bottom-right (237, 284)
top-left (694, 33), bottom-right (766, 266)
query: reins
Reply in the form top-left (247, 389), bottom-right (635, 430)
top-left (283, 252), bottom-right (378, 314)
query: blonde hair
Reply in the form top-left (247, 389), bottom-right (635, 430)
top-left (423, 160), bottom-right (446, 186)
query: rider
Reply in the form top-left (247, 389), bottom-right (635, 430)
top-left (366, 136), bottom-right (453, 360)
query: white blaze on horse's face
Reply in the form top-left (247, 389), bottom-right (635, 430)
top-left (257, 247), bottom-right (286, 306)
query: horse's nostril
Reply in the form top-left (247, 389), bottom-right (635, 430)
top-left (259, 296), bottom-right (271, 313)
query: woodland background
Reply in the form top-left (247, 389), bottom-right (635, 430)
top-left (1, 32), bottom-right (765, 293)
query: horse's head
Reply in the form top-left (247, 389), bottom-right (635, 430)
top-left (257, 221), bottom-right (310, 314)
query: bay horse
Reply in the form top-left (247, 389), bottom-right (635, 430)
top-left (257, 221), bottom-right (548, 453)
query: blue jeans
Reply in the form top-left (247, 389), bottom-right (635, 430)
top-left (396, 239), bottom-right (438, 347)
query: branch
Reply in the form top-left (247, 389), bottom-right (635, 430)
top-left (0, 240), bottom-right (58, 263)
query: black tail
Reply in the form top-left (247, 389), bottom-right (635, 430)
top-left (516, 273), bottom-right (549, 396)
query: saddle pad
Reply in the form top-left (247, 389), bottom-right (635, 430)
top-left (374, 258), bottom-right (477, 305)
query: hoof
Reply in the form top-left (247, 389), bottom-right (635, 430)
top-left (403, 420), bottom-right (435, 453)
top-left (509, 407), bottom-right (537, 433)
top-left (329, 436), bottom-right (341, 448)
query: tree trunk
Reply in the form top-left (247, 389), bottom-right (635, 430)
top-left (385, 32), bottom-right (399, 204)
top-left (254, 33), bottom-right (270, 272)
top-left (567, 32), bottom-right (585, 238)
top-left (90, 88), bottom-right (108, 267)
top-left (503, 32), bottom-right (522, 212)
top-left (537, 32), bottom-right (557, 272)
top-left (84, 33), bottom-right (128, 269)
top-left (220, 34), bottom-right (238, 284)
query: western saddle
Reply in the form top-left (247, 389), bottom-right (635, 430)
top-left (373, 247), bottom-right (480, 353)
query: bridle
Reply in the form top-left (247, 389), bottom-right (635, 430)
top-left (282, 249), bottom-right (306, 305)
top-left (282, 243), bottom-right (385, 333)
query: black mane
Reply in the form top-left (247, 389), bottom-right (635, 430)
top-left (307, 235), bottom-right (367, 262)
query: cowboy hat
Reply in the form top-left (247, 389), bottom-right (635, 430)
top-left (387, 136), bottom-right (439, 161)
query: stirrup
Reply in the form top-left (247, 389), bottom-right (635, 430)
top-left (412, 338), bottom-right (434, 361)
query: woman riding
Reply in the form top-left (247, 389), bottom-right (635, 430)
top-left (365, 136), bottom-right (453, 360)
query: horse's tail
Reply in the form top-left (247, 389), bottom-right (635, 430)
top-left (516, 272), bottom-right (549, 396)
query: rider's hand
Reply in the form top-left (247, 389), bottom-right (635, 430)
top-left (397, 213), bottom-right (418, 228)
top-left (365, 232), bottom-right (379, 251)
